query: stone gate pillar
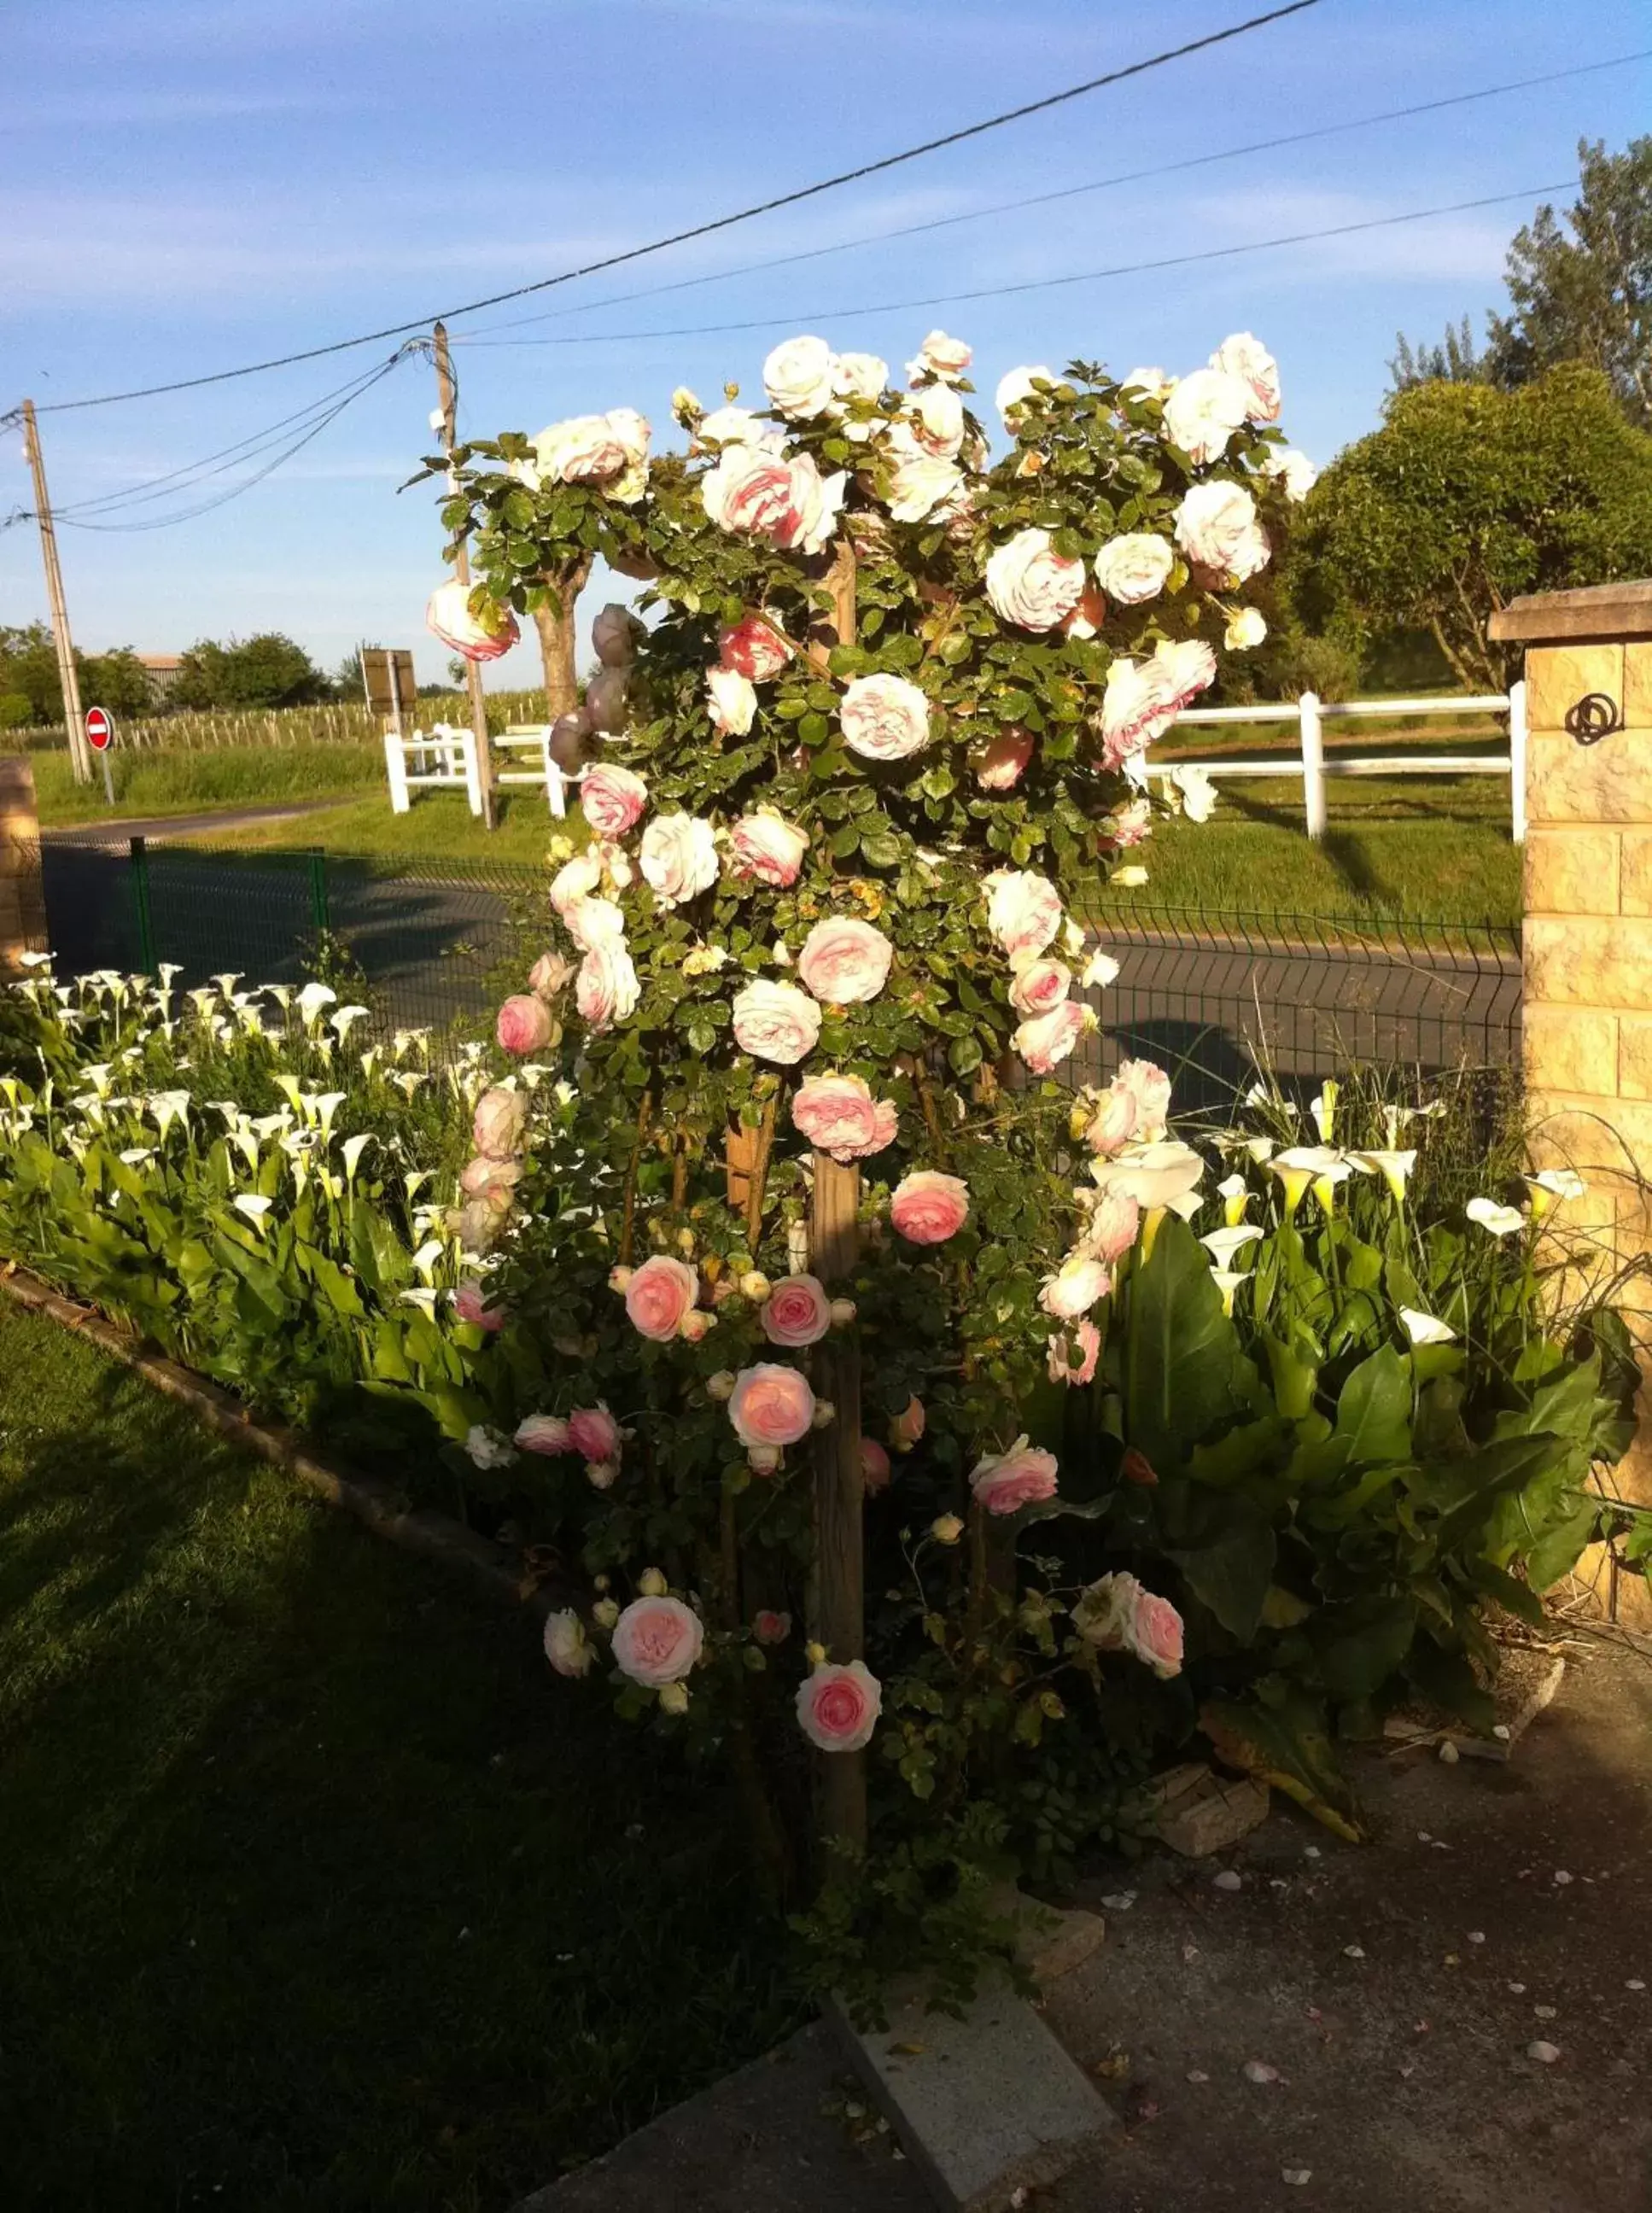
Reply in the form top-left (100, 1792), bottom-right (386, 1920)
top-left (0, 756), bottom-right (45, 977)
top-left (1490, 581), bottom-right (1652, 1629)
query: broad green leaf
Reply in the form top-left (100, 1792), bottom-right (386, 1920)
top-left (1200, 1685), bottom-right (1365, 1841)
top-left (1169, 1514), bottom-right (1276, 1641)
top-left (1124, 1214), bottom-right (1252, 1468)
top-left (1334, 1346), bottom-right (1412, 1466)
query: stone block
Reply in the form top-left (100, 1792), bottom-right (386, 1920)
top-left (1620, 1018), bottom-right (1652, 1102)
top-left (1522, 1003), bottom-right (1618, 1096)
top-left (1526, 730), bottom-right (1649, 825)
top-left (1622, 832), bottom-right (1652, 917)
top-left (1527, 1090), bottom-right (1652, 1180)
top-left (1526, 641), bottom-right (1625, 733)
top-left (1523, 827), bottom-right (1620, 917)
top-left (1150, 1761), bottom-right (1270, 1856)
top-left (1524, 915), bottom-right (1652, 1014)
top-left (831, 1987), bottom-right (1112, 2212)
top-left (1625, 642), bottom-right (1652, 729)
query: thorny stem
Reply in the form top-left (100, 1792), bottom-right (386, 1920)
top-left (619, 1089), bottom-right (652, 1265)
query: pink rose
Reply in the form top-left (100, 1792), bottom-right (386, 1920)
top-left (719, 613), bottom-right (793, 681)
top-left (611, 1594), bottom-right (703, 1687)
top-left (732, 979), bottom-right (822, 1066)
top-left (908, 382), bottom-right (966, 459)
top-left (623, 1253), bottom-right (701, 1341)
top-left (529, 950), bottom-right (575, 999)
top-left (970, 1435), bottom-right (1059, 1517)
top-left (971, 726), bottom-right (1035, 791)
top-left (1098, 639), bottom-right (1216, 770)
top-left (1008, 959), bottom-right (1070, 1019)
top-left (1092, 532), bottom-right (1175, 605)
top-left (729, 813), bottom-right (808, 888)
top-left (453, 1280), bottom-right (505, 1331)
top-left (1047, 1317), bottom-right (1101, 1387)
top-left (791, 1074), bottom-right (897, 1163)
top-left (473, 1085), bottom-right (527, 1159)
top-left (563, 896), bottom-right (625, 955)
top-left (701, 444), bottom-right (845, 557)
top-left (1106, 797), bottom-right (1153, 850)
top-left (728, 1363), bottom-right (817, 1449)
top-left (984, 528), bottom-right (1085, 633)
top-left (890, 1171), bottom-right (970, 1245)
top-left (580, 763), bottom-right (649, 840)
top-left (1163, 366), bottom-right (1250, 464)
top-left (639, 812), bottom-right (719, 905)
top-left (575, 941), bottom-right (640, 1032)
top-left (550, 850), bottom-right (603, 917)
top-left (516, 1413), bottom-right (572, 1454)
top-left (1173, 482), bottom-right (1270, 584)
top-left (1039, 1253), bottom-right (1112, 1320)
top-left (797, 917), bottom-right (892, 1006)
top-left (861, 1436), bottom-right (892, 1491)
top-left (839, 672), bottom-right (931, 762)
top-left (1084, 1083), bottom-right (1138, 1157)
top-left (1086, 1188), bottom-right (1141, 1263)
top-left (1210, 331), bottom-right (1281, 423)
top-left (1118, 1058), bottom-right (1172, 1142)
top-left (455, 1195), bottom-right (510, 1253)
top-left (762, 1274), bottom-right (834, 1348)
top-left (426, 579), bottom-right (519, 663)
top-left (763, 334), bottom-right (836, 419)
top-left (497, 994), bottom-right (553, 1055)
top-left (1077, 1572), bottom-right (1183, 1679)
top-left (567, 1404), bottom-right (622, 1463)
top-left (908, 330), bottom-right (972, 382)
top-left (753, 1608), bottom-right (792, 1645)
top-left (460, 1153), bottom-right (523, 1200)
top-left (797, 1660), bottom-right (883, 1752)
top-left (890, 1395), bottom-right (926, 1451)
top-left (1128, 1588), bottom-right (1185, 1678)
top-left (986, 870), bottom-right (1063, 963)
top-left (533, 410), bottom-right (651, 499)
top-left (1013, 1001), bottom-right (1089, 1075)
top-left (706, 664), bottom-right (757, 735)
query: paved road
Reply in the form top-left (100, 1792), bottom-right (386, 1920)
top-left (39, 800), bottom-right (340, 845)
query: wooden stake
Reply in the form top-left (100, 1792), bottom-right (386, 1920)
top-left (20, 401), bottom-right (90, 786)
top-left (432, 323), bottom-right (497, 832)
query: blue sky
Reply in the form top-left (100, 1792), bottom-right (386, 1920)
top-left (3, 0), bottom-right (1647, 692)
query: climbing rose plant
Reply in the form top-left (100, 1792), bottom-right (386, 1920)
top-left (425, 326), bottom-right (1316, 1970)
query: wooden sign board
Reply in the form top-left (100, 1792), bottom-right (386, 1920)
top-left (360, 647), bottom-right (417, 723)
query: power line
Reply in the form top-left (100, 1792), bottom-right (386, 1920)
top-left (449, 182), bottom-right (1578, 351)
top-left (458, 50), bottom-right (1649, 340)
top-left (17, 1), bottom-right (1324, 417)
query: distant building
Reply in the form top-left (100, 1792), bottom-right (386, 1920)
top-left (137, 653), bottom-right (184, 703)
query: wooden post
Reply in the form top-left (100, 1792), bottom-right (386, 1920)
top-left (0, 757), bottom-right (45, 975)
top-left (432, 323), bottom-right (498, 831)
top-left (808, 537), bottom-right (867, 1854)
top-left (20, 401), bottom-right (90, 785)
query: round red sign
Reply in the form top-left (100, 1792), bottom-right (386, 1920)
top-left (85, 706), bottom-right (114, 752)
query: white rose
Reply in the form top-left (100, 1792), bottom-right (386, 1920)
top-left (1209, 331), bottom-right (1281, 423)
top-left (1174, 482), bottom-right (1270, 583)
top-left (884, 446), bottom-right (966, 524)
top-left (639, 813), bottom-right (720, 906)
top-left (907, 330), bottom-right (972, 382)
top-left (984, 528), bottom-right (1085, 633)
top-left (697, 405), bottom-right (780, 450)
top-left (1264, 447), bottom-right (1317, 502)
top-left (706, 665), bottom-right (757, 735)
top-left (908, 383), bottom-right (965, 460)
top-left (1225, 606), bottom-right (1267, 651)
top-left (1168, 762), bottom-right (1218, 823)
top-left (832, 352), bottom-right (888, 404)
top-left (995, 365), bottom-right (1055, 421)
top-left (1163, 367), bottom-right (1250, 465)
top-left (839, 672), bottom-right (931, 761)
top-left (763, 334), bottom-right (836, 420)
top-left (1119, 366), bottom-right (1173, 400)
top-left (1092, 533), bottom-right (1174, 606)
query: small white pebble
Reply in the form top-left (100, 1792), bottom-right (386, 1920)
top-left (1212, 1870), bottom-right (1243, 1892)
top-left (1627, 1979), bottom-right (1646, 1992)
top-left (1282, 2169), bottom-right (1313, 2187)
top-left (1527, 2040), bottom-right (1561, 2064)
top-left (1344, 1944), bottom-right (1367, 1959)
top-left (1186, 2068), bottom-right (1209, 2083)
top-left (1508, 1982), bottom-right (1526, 1994)
top-left (1270, 1877), bottom-right (1289, 1890)
top-left (1553, 1871), bottom-right (1573, 1886)
top-left (1182, 1944), bottom-right (1200, 1964)
top-left (1468, 1931), bottom-right (1486, 1945)
top-left (1493, 1723), bottom-right (1511, 1740)
top-left (1100, 1891), bottom-right (1136, 1912)
top-left (1417, 1831), bottom-right (1432, 1842)
top-left (1533, 2005), bottom-right (1557, 2020)
top-left (458, 1926), bottom-right (470, 1941)
top-left (1438, 1738), bottom-right (1460, 1764)
top-left (1432, 1840), bottom-right (1451, 1852)
top-left (1304, 1845), bottom-right (1322, 1860)
top-left (1242, 2059), bottom-right (1280, 2084)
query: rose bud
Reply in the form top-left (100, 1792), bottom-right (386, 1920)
top-left (749, 1445), bottom-right (781, 1474)
top-left (931, 1514), bottom-right (965, 1544)
top-left (587, 1461), bottom-right (619, 1489)
top-left (811, 1399), bottom-right (837, 1429)
top-left (829, 1299), bottom-right (856, 1327)
top-left (679, 1310), bottom-right (714, 1343)
top-left (740, 1270), bottom-right (772, 1302)
top-left (593, 1598), bottom-right (620, 1629)
top-left (753, 1609), bottom-right (791, 1645)
top-left (638, 1567), bottom-right (668, 1597)
top-left (676, 1228), bottom-right (697, 1256)
top-left (657, 1681), bottom-right (690, 1715)
top-left (805, 1641), bottom-right (828, 1667)
top-left (706, 1370), bottom-right (737, 1400)
top-left (608, 1264), bottom-right (634, 1292)
top-left (1121, 1447), bottom-right (1159, 1486)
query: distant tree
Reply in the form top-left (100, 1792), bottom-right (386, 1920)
top-left (0, 694), bottom-right (32, 731)
top-left (1388, 316), bottom-right (1486, 395)
top-left (334, 647), bottom-right (365, 700)
top-left (170, 640), bottom-right (231, 711)
top-left (170, 634), bottom-right (330, 711)
top-left (76, 647), bottom-right (155, 720)
top-left (1486, 138), bottom-right (1652, 427)
top-left (1287, 365), bottom-right (1652, 691)
top-left (0, 623), bottom-right (62, 722)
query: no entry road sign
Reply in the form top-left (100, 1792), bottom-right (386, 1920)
top-left (85, 705), bottom-right (114, 752)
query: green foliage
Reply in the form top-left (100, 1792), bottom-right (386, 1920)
top-left (172, 632), bottom-right (332, 710)
top-left (1288, 366), bottom-right (1652, 689)
top-left (1387, 314), bottom-right (1487, 397)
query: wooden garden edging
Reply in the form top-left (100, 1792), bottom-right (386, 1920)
top-left (0, 1260), bottom-right (563, 1617)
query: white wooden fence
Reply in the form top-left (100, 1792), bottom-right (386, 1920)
top-left (383, 723), bottom-right (572, 817)
top-left (1148, 686), bottom-right (1527, 842)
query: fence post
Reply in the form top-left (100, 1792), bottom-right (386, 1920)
top-left (1509, 678), bottom-right (1528, 844)
top-left (130, 836), bottom-right (156, 976)
top-left (463, 731), bottom-right (483, 818)
top-left (384, 729), bottom-right (410, 813)
top-left (307, 848), bottom-right (330, 937)
top-left (1299, 691), bottom-right (1326, 839)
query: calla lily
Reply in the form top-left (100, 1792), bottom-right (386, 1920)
top-left (1211, 1268), bottom-right (1248, 1317)
top-left (405, 1171), bottom-right (433, 1205)
top-left (1467, 1195), bottom-right (1525, 1237)
top-left (83, 1063), bottom-right (114, 1098)
top-left (314, 1092), bottom-right (346, 1136)
top-left (18, 950), bottom-right (52, 970)
top-left (1400, 1307), bottom-right (1456, 1346)
top-left (1270, 1143), bottom-right (1341, 1216)
top-left (297, 982), bottom-right (336, 1029)
top-left (209, 972), bottom-right (242, 999)
top-left (1165, 1188), bottom-right (1204, 1222)
top-left (1347, 1147), bottom-right (1417, 1204)
top-left (1526, 1168), bottom-right (1585, 1220)
top-left (391, 1072), bottom-right (428, 1098)
top-left (400, 1288), bottom-right (439, 1319)
top-left (147, 1089), bottom-right (191, 1139)
top-left (1200, 1223), bottom-right (1264, 1268)
top-left (185, 988), bottom-right (216, 1020)
top-left (273, 1071), bottom-right (304, 1116)
top-left (330, 1005), bottom-right (371, 1042)
top-left (1090, 1140), bottom-right (1205, 1212)
top-left (251, 1112), bottom-right (293, 1140)
top-left (359, 1048), bottom-right (379, 1080)
top-left (1310, 1082), bottom-right (1339, 1143)
top-left (261, 983), bottom-right (294, 1011)
top-left (226, 1129), bottom-right (260, 1174)
top-left (1217, 1171), bottom-right (1251, 1228)
top-left (341, 1132), bottom-right (375, 1182)
top-left (117, 1147), bottom-right (155, 1166)
top-left (411, 1239), bottom-right (446, 1283)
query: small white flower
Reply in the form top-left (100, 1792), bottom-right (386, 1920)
top-left (1200, 1224), bottom-right (1264, 1268)
top-left (147, 1089), bottom-right (192, 1139)
top-left (1347, 1147), bottom-right (1417, 1204)
top-left (341, 1132), bottom-right (375, 1182)
top-left (1081, 948), bottom-right (1120, 990)
top-left (1167, 763), bottom-right (1217, 822)
top-left (233, 1194), bottom-right (274, 1226)
top-left (18, 951), bottom-right (53, 970)
top-left (296, 981), bottom-right (337, 1029)
top-left (1400, 1307), bottom-right (1456, 1346)
top-left (400, 1288), bottom-right (439, 1319)
top-left (209, 972), bottom-right (242, 999)
top-left (330, 1004), bottom-right (371, 1042)
top-left (117, 1146), bottom-right (155, 1166)
top-left (464, 1423), bottom-right (517, 1471)
top-left (1310, 1082), bottom-right (1339, 1143)
top-left (1467, 1195), bottom-right (1525, 1237)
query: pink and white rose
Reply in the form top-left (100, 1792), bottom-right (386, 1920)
top-left (1075, 1571), bottom-right (1183, 1678)
top-left (454, 1280), bottom-right (505, 1331)
top-left (1085, 1187), bottom-right (1141, 1262)
top-left (1118, 1057), bottom-right (1172, 1139)
top-left (832, 351), bottom-right (889, 404)
top-left (1263, 447), bottom-right (1316, 502)
top-left (623, 1253), bottom-right (701, 1341)
top-left (564, 896), bottom-right (627, 955)
top-left (908, 330), bottom-right (972, 382)
top-left (543, 1609), bottom-right (593, 1677)
top-left (861, 1437), bottom-right (891, 1491)
top-left (497, 993), bottom-right (553, 1055)
top-left (1225, 606), bottom-right (1268, 651)
top-left (517, 1414), bottom-right (573, 1455)
top-left (984, 528), bottom-right (1085, 633)
top-left (884, 447), bottom-right (966, 525)
top-left (791, 1073), bottom-right (898, 1162)
top-left (762, 1274), bottom-right (834, 1348)
top-left (612, 1594), bottom-right (703, 1686)
top-left (763, 334), bottom-right (836, 419)
top-left (640, 812), bottom-right (720, 905)
top-left (995, 364), bottom-right (1054, 420)
top-left (1013, 1000), bottom-right (1089, 1074)
top-left (986, 869), bottom-right (1063, 962)
top-left (732, 978), bottom-right (822, 1066)
top-left (1099, 639), bottom-right (1216, 768)
top-left (970, 1435), bottom-right (1059, 1516)
top-left (971, 726), bottom-right (1035, 791)
top-left (701, 444), bottom-right (846, 556)
top-left (839, 672), bottom-right (931, 762)
top-left (550, 850), bottom-right (604, 915)
top-left (473, 1084), bottom-right (527, 1159)
top-left (1048, 1317), bottom-right (1101, 1387)
top-left (753, 1608), bottom-right (792, 1645)
top-left (1163, 366), bottom-right (1250, 464)
top-left (1092, 532), bottom-right (1174, 605)
top-left (890, 1395), bottom-right (926, 1451)
top-left (797, 917), bottom-right (893, 1006)
top-left (890, 1171), bottom-right (970, 1245)
top-left (580, 763), bottom-right (648, 839)
top-left (1039, 1252), bottom-right (1112, 1319)
top-left (1173, 481), bottom-right (1270, 583)
top-left (729, 812), bottom-right (808, 887)
top-left (529, 949), bottom-right (575, 999)
top-left (426, 580), bottom-right (519, 663)
top-left (576, 940), bottom-right (640, 1031)
top-left (1210, 331), bottom-right (1281, 423)
top-left (1008, 959), bottom-right (1071, 1018)
top-left (533, 409), bottom-right (651, 502)
top-left (460, 1153), bottom-right (522, 1200)
top-left (567, 1404), bottom-right (622, 1463)
top-left (797, 1660), bottom-right (882, 1751)
top-left (706, 663), bottom-right (757, 735)
top-left (718, 613), bottom-right (792, 680)
top-left (729, 1362), bottom-right (817, 1449)
top-left (908, 382), bottom-right (966, 459)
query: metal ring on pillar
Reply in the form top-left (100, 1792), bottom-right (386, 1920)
top-left (1565, 693), bottom-right (1621, 746)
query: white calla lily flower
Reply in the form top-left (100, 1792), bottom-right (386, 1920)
top-left (296, 982), bottom-right (337, 1029)
top-left (330, 1005), bottom-right (371, 1042)
top-left (1347, 1147), bottom-right (1417, 1204)
top-left (1211, 1269), bottom-right (1248, 1317)
top-left (1525, 1168), bottom-right (1585, 1221)
top-left (1200, 1223), bottom-right (1264, 1268)
top-left (341, 1132), bottom-right (375, 1182)
top-left (1217, 1171), bottom-right (1251, 1227)
top-left (400, 1288), bottom-right (439, 1319)
top-left (233, 1193), bottom-right (274, 1223)
top-left (1270, 1143), bottom-right (1341, 1215)
top-left (117, 1147), bottom-right (155, 1166)
top-left (1310, 1082), bottom-right (1339, 1143)
top-left (1467, 1195), bottom-right (1525, 1237)
top-left (209, 972), bottom-right (242, 999)
top-left (1400, 1307), bottom-right (1456, 1346)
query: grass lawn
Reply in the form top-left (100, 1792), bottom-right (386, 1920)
top-left (31, 741), bottom-right (386, 826)
top-left (0, 1301), bottom-right (797, 2211)
top-left (191, 789), bottom-right (569, 863)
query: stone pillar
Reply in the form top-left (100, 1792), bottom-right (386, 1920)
top-left (1490, 581), bottom-right (1652, 1629)
top-left (0, 756), bottom-right (45, 978)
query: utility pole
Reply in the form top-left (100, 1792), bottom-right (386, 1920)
top-left (20, 401), bottom-right (90, 785)
top-left (432, 323), bottom-right (497, 831)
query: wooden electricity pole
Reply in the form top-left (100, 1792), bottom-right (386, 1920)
top-left (432, 323), bottom-right (497, 831)
top-left (20, 401), bottom-right (90, 785)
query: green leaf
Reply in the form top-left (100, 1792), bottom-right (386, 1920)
top-left (1311, 1596), bottom-right (1417, 1702)
top-left (1124, 1215), bottom-right (1252, 1468)
top-left (1334, 1346), bottom-right (1412, 1465)
top-left (1200, 1685), bottom-right (1365, 1841)
top-left (947, 1035), bottom-right (983, 1077)
top-left (1169, 1514), bottom-right (1276, 1641)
